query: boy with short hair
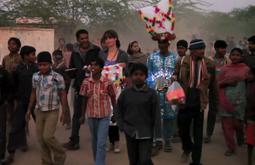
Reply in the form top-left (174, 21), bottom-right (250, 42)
top-left (26, 51), bottom-right (70, 165)
top-left (2, 37), bottom-right (22, 73)
top-left (205, 40), bottom-right (230, 144)
top-left (177, 40), bottom-right (188, 58)
top-left (5, 46), bottom-right (38, 164)
top-left (117, 63), bottom-right (161, 165)
top-left (79, 57), bottom-right (116, 165)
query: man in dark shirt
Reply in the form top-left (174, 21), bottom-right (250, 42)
top-left (174, 39), bottom-right (217, 165)
top-left (0, 66), bottom-right (13, 164)
top-left (243, 35), bottom-right (255, 121)
top-left (243, 35), bottom-right (255, 165)
top-left (4, 46), bottom-right (38, 164)
top-left (63, 29), bottom-right (101, 150)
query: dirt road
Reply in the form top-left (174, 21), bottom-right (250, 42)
top-left (11, 116), bottom-right (246, 165)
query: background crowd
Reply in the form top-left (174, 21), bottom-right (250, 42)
top-left (0, 29), bottom-right (254, 165)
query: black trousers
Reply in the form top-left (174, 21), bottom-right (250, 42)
top-left (7, 101), bottom-right (28, 153)
top-left (108, 125), bottom-right (120, 144)
top-left (70, 92), bottom-right (83, 144)
top-left (125, 134), bottom-right (153, 165)
top-left (178, 105), bottom-right (204, 165)
top-left (0, 104), bottom-right (6, 160)
top-left (206, 91), bottom-right (218, 137)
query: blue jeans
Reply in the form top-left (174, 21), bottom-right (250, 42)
top-left (163, 119), bottom-right (177, 141)
top-left (88, 117), bottom-right (110, 165)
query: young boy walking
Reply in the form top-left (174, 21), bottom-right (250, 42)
top-left (117, 63), bottom-right (161, 165)
top-left (5, 46), bottom-right (38, 164)
top-left (205, 40), bottom-right (230, 144)
top-left (177, 40), bottom-right (188, 59)
top-left (26, 51), bottom-right (70, 165)
top-left (79, 57), bottom-right (116, 165)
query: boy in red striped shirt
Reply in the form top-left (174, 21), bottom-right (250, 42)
top-left (79, 57), bottom-right (116, 165)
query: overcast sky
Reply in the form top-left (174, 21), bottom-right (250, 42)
top-left (201, 0), bottom-right (255, 12)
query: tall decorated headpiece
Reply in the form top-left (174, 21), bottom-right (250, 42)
top-left (139, 0), bottom-right (176, 41)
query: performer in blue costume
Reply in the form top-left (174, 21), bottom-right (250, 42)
top-left (147, 39), bottom-right (177, 153)
top-left (139, 0), bottom-right (177, 155)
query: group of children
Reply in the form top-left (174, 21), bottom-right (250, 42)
top-left (0, 32), bottom-right (254, 165)
top-left (0, 39), bottom-right (71, 165)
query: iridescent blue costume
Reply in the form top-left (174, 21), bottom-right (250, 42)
top-left (147, 50), bottom-right (177, 119)
top-left (147, 50), bottom-right (177, 143)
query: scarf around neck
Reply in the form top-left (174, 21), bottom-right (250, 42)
top-left (218, 63), bottom-right (250, 112)
top-left (189, 57), bottom-right (208, 88)
top-left (128, 53), bottom-right (148, 64)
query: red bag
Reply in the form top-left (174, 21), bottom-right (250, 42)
top-left (166, 81), bottom-right (185, 104)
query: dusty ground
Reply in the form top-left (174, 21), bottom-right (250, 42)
top-left (10, 111), bottom-right (246, 165)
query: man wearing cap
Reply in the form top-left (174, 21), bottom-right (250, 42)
top-left (147, 39), bottom-right (177, 153)
top-left (173, 39), bottom-right (217, 165)
top-left (204, 40), bottom-right (230, 144)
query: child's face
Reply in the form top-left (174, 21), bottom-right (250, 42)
top-left (8, 40), bottom-right (19, 53)
top-left (38, 62), bottom-right (51, 75)
top-left (230, 51), bottom-right (241, 64)
top-left (53, 55), bottom-right (63, 64)
top-left (131, 70), bottom-right (146, 86)
top-left (177, 47), bottom-right (187, 57)
top-left (90, 61), bottom-right (102, 75)
top-left (25, 52), bottom-right (36, 63)
top-left (249, 41), bottom-right (255, 52)
top-left (59, 39), bottom-right (65, 46)
top-left (131, 42), bottom-right (140, 54)
top-left (216, 48), bottom-right (227, 57)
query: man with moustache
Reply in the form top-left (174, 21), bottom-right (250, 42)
top-left (173, 39), bottom-right (217, 165)
top-left (63, 29), bottom-right (100, 150)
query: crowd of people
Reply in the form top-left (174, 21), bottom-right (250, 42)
top-left (0, 28), bottom-right (254, 165)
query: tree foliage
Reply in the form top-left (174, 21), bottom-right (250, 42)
top-left (0, 0), bottom-right (131, 26)
top-left (0, 0), bottom-right (254, 41)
